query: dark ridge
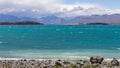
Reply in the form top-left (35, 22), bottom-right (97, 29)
top-left (0, 21), bottom-right (44, 25)
top-left (86, 22), bottom-right (109, 25)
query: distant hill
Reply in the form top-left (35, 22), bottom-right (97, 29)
top-left (0, 21), bottom-right (44, 25)
top-left (86, 22), bottom-right (109, 25)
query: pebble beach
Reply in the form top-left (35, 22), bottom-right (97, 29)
top-left (0, 56), bottom-right (120, 68)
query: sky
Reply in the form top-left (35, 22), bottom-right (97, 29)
top-left (64, 0), bottom-right (120, 9)
top-left (0, 0), bottom-right (119, 17)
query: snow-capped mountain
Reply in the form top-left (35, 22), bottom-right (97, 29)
top-left (0, 13), bottom-right (120, 25)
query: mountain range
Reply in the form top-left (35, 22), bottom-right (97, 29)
top-left (0, 14), bottom-right (120, 25)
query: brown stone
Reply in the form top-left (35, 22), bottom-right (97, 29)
top-left (90, 56), bottom-right (104, 64)
top-left (111, 58), bottom-right (119, 66)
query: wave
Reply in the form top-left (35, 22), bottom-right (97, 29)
top-left (0, 56), bottom-right (105, 60)
top-left (0, 57), bottom-right (23, 60)
top-left (0, 50), bottom-right (91, 60)
top-left (117, 48), bottom-right (120, 50)
top-left (0, 49), bottom-right (120, 60)
top-left (0, 41), bottom-right (4, 44)
top-left (0, 56), bottom-right (119, 61)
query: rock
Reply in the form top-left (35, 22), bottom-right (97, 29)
top-left (63, 61), bottom-right (70, 65)
top-left (55, 61), bottom-right (62, 66)
top-left (90, 57), bottom-right (97, 64)
top-left (111, 58), bottom-right (119, 66)
top-left (63, 61), bottom-right (71, 67)
top-left (84, 61), bottom-right (91, 66)
top-left (78, 60), bottom-right (84, 66)
top-left (90, 56), bottom-right (104, 64)
top-left (96, 56), bottom-right (104, 64)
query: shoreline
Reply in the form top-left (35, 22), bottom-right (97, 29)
top-left (0, 56), bottom-right (119, 68)
top-left (0, 57), bottom-right (119, 60)
top-left (0, 57), bottom-right (119, 61)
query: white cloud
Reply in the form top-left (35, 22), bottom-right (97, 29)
top-left (0, 0), bottom-right (63, 17)
top-left (0, 0), bottom-right (120, 17)
top-left (0, 0), bottom-right (60, 10)
top-left (56, 4), bottom-right (120, 17)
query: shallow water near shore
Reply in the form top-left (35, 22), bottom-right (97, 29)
top-left (0, 25), bottom-right (120, 59)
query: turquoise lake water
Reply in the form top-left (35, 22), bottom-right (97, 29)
top-left (0, 25), bottom-right (120, 59)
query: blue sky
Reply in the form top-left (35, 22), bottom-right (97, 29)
top-left (64, 0), bottom-right (120, 9)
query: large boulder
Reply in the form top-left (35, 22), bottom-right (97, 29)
top-left (55, 60), bottom-right (63, 66)
top-left (90, 56), bottom-right (104, 64)
top-left (111, 58), bottom-right (119, 66)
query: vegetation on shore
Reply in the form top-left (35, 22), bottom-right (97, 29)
top-left (0, 20), bottom-right (44, 25)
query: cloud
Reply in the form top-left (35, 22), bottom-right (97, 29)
top-left (0, 0), bottom-right (63, 17)
top-left (56, 3), bottom-right (120, 17)
top-left (0, 0), bottom-right (120, 17)
top-left (0, 0), bottom-right (61, 10)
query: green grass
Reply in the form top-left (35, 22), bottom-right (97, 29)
top-left (83, 65), bottom-right (96, 68)
top-left (52, 65), bottom-right (96, 68)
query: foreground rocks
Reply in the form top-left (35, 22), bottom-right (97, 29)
top-left (0, 57), bottom-right (119, 68)
top-left (111, 58), bottom-right (119, 66)
top-left (90, 56), bottom-right (104, 64)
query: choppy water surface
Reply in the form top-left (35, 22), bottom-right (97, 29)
top-left (0, 25), bottom-right (120, 59)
